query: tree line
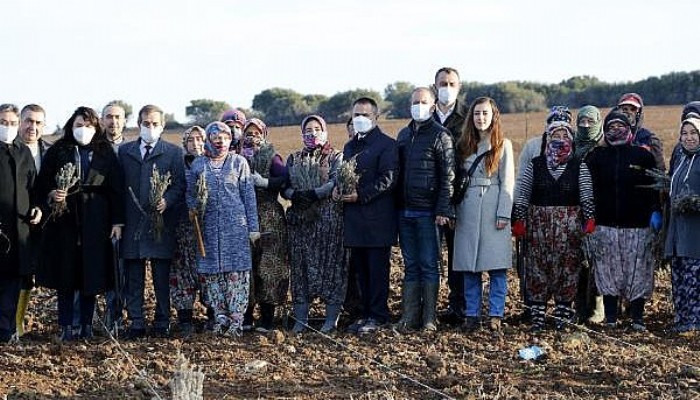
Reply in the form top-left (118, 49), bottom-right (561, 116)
top-left (160, 70), bottom-right (700, 128)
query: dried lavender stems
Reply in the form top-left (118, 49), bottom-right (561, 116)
top-left (192, 173), bottom-right (208, 257)
top-left (149, 164), bottom-right (172, 242)
top-left (336, 155), bottom-right (360, 197)
top-left (251, 142), bottom-right (275, 178)
top-left (52, 163), bottom-right (79, 218)
top-left (289, 151), bottom-right (322, 191)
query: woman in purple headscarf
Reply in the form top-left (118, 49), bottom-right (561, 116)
top-left (283, 115), bottom-right (345, 334)
top-left (239, 118), bottom-right (290, 333)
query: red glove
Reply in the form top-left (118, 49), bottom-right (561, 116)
top-left (512, 220), bottom-right (526, 237)
top-left (583, 218), bottom-right (596, 234)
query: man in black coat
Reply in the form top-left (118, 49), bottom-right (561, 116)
top-left (340, 97), bottom-right (399, 334)
top-left (395, 87), bottom-right (455, 331)
top-left (0, 104), bottom-right (42, 343)
top-left (432, 67), bottom-right (468, 325)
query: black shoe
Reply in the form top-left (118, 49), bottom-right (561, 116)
top-left (151, 327), bottom-right (170, 338)
top-left (462, 317), bottom-right (480, 333)
top-left (438, 310), bottom-right (465, 326)
top-left (124, 328), bottom-right (146, 340)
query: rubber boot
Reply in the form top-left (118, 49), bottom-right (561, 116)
top-left (177, 309), bottom-right (194, 337)
top-left (320, 303), bottom-right (342, 333)
top-left (603, 295), bottom-right (619, 326)
top-left (395, 282), bottom-right (421, 332)
top-left (421, 282), bottom-right (439, 331)
top-left (80, 324), bottom-right (93, 339)
top-left (530, 302), bottom-right (547, 332)
top-left (588, 296), bottom-right (605, 324)
top-left (59, 325), bottom-right (74, 342)
top-left (291, 303), bottom-right (309, 333)
top-left (242, 305), bottom-right (255, 331)
top-left (554, 302), bottom-right (575, 330)
top-left (629, 298), bottom-right (646, 331)
top-left (258, 303), bottom-right (275, 332)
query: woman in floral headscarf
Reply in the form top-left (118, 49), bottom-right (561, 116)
top-left (186, 121), bottom-right (259, 337)
top-left (239, 118), bottom-right (290, 333)
top-left (586, 110), bottom-right (660, 331)
top-left (665, 116), bottom-right (700, 336)
top-left (512, 120), bottom-right (595, 331)
top-left (169, 126), bottom-right (205, 337)
top-left (283, 115), bottom-right (345, 333)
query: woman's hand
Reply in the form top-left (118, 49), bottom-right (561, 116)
top-left (49, 189), bottom-right (67, 203)
top-left (110, 225), bottom-right (122, 240)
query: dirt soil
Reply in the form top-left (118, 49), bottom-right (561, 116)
top-left (0, 253), bottom-right (698, 400)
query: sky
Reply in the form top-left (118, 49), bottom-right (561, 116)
top-left (4, 0), bottom-right (698, 129)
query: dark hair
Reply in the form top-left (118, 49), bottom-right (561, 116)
top-left (352, 97), bottom-right (379, 115)
top-left (102, 101), bottom-right (126, 116)
top-left (137, 104), bottom-right (164, 126)
top-left (20, 104), bottom-right (45, 119)
top-left (61, 106), bottom-right (110, 152)
top-left (0, 103), bottom-right (20, 116)
top-left (434, 67), bottom-right (460, 83)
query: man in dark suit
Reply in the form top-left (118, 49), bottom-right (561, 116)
top-left (0, 104), bottom-right (42, 342)
top-left (433, 67), bottom-right (468, 326)
top-left (118, 105), bottom-right (185, 338)
top-left (340, 97), bottom-right (399, 334)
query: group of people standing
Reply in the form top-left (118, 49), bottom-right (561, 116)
top-left (0, 67), bottom-right (698, 344)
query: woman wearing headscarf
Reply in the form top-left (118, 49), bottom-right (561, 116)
top-left (283, 115), bottom-right (345, 333)
top-left (665, 116), bottom-right (700, 336)
top-left (572, 105), bottom-right (605, 324)
top-left (169, 126), bottom-right (205, 337)
top-left (239, 118), bottom-right (290, 333)
top-left (453, 97), bottom-right (514, 336)
top-left (586, 110), bottom-right (660, 331)
top-left (186, 121), bottom-right (259, 337)
top-left (512, 120), bottom-right (595, 331)
top-left (36, 106), bottom-right (124, 341)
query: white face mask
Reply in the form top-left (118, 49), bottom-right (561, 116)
top-left (352, 116), bottom-right (373, 134)
top-left (411, 103), bottom-right (433, 122)
top-left (438, 87), bottom-right (459, 106)
top-left (0, 125), bottom-right (18, 144)
top-left (140, 125), bottom-right (163, 144)
top-left (73, 126), bottom-right (96, 146)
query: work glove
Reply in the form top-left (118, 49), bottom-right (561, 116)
top-left (650, 211), bottom-right (662, 232)
top-left (583, 218), bottom-right (596, 234)
top-left (292, 190), bottom-right (312, 210)
top-left (250, 172), bottom-right (269, 188)
top-left (511, 220), bottom-right (526, 237)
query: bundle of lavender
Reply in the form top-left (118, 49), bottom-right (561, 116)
top-left (630, 164), bottom-right (670, 192)
top-left (195, 173), bottom-right (208, 217)
top-left (149, 165), bottom-right (171, 242)
top-left (336, 155), bottom-right (360, 197)
top-left (289, 151), bottom-right (321, 191)
top-left (52, 163), bottom-right (79, 218)
top-left (672, 192), bottom-right (700, 214)
top-left (251, 142), bottom-right (276, 178)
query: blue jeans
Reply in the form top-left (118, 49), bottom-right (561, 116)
top-left (125, 258), bottom-right (171, 330)
top-left (398, 215), bottom-right (440, 285)
top-left (464, 269), bottom-right (508, 318)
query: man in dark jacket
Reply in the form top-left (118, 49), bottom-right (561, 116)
top-left (395, 87), bottom-right (455, 331)
top-left (432, 67), bottom-right (468, 325)
top-left (119, 105), bottom-right (185, 338)
top-left (0, 104), bottom-right (42, 343)
top-left (340, 97), bottom-right (399, 334)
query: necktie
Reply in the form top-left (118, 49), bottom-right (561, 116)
top-left (143, 145), bottom-right (152, 160)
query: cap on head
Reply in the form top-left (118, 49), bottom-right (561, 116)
top-left (546, 106), bottom-right (573, 125)
top-left (604, 110), bottom-right (632, 131)
top-left (221, 109), bottom-right (247, 128)
top-left (617, 93), bottom-right (644, 109)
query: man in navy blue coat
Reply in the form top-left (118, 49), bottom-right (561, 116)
top-left (339, 97), bottom-right (399, 334)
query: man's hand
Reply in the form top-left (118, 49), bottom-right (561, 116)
top-left (342, 191), bottom-right (358, 203)
top-left (436, 215), bottom-right (449, 226)
top-left (29, 207), bottom-right (42, 225)
top-left (110, 225), bottom-right (122, 240)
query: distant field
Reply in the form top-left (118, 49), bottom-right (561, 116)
top-left (136, 105), bottom-right (682, 169)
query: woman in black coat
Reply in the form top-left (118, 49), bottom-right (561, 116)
top-left (36, 106), bottom-right (124, 341)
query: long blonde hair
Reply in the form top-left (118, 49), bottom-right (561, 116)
top-left (456, 97), bottom-right (504, 176)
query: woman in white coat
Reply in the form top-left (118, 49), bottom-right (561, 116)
top-left (453, 97), bottom-right (514, 336)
